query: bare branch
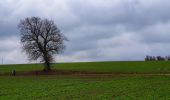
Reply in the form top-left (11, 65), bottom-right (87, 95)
top-left (18, 16), bottom-right (67, 71)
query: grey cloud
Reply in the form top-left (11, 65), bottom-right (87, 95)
top-left (138, 21), bottom-right (170, 44)
top-left (0, 37), bottom-right (27, 64)
top-left (67, 0), bottom-right (170, 31)
top-left (1, 0), bottom-right (170, 63)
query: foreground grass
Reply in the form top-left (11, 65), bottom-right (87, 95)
top-left (1, 61), bottom-right (170, 73)
top-left (0, 75), bottom-right (170, 100)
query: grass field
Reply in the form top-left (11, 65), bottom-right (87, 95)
top-left (1, 61), bottom-right (170, 100)
top-left (1, 61), bottom-right (170, 73)
top-left (1, 75), bottom-right (170, 100)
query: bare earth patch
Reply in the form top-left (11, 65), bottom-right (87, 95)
top-left (1, 69), bottom-right (170, 77)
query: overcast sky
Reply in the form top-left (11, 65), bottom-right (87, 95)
top-left (1, 0), bottom-right (170, 64)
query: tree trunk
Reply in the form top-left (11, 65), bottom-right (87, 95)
top-left (44, 60), bottom-right (51, 71)
top-left (43, 52), bottom-right (51, 71)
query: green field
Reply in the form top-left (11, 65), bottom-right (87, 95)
top-left (1, 76), bottom-right (170, 100)
top-left (1, 61), bottom-right (170, 73)
top-left (1, 61), bottom-right (170, 100)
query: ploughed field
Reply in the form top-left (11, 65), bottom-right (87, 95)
top-left (1, 61), bottom-right (170, 99)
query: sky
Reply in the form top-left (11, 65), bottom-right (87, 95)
top-left (1, 0), bottom-right (170, 64)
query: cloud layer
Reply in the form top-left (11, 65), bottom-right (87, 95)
top-left (1, 0), bottom-right (170, 64)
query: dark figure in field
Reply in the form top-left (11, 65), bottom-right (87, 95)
top-left (35, 71), bottom-right (38, 76)
top-left (12, 70), bottom-right (16, 76)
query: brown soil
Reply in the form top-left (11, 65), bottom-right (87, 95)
top-left (1, 69), bottom-right (170, 77)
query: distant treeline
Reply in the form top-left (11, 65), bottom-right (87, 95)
top-left (145, 55), bottom-right (170, 61)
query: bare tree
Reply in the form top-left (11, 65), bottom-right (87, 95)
top-left (18, 17), bottom-right (67, 71)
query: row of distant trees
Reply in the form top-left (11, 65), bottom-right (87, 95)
top-left (145, 55), bottom-right (170, 61)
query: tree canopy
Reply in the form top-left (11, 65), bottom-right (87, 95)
top-left (18, 17), bottom-right (67, 71)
